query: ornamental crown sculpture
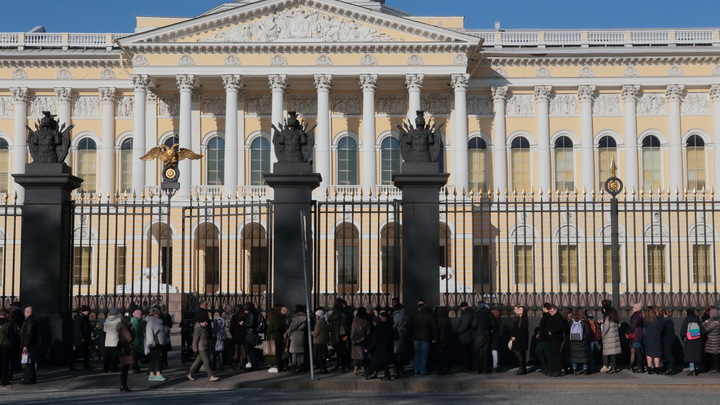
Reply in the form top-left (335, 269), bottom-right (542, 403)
top-left (27, 111), bottom-right (73, 164)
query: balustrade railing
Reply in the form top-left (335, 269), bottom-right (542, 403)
top-left (470, 29), bottom-right (720, 48)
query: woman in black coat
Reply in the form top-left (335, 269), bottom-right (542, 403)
top-left (568, 308), bottom-right (591, 375)
top-left (681, 308), bottom-right (704, 376)
top-left (510, 305), bottom-right (529, 375)
top-left (364, 311), bottom-right (394, 380)
top-left (643, 306), bottom-right (664, 374)
top-left (661, 309), bottom-right (677, 375)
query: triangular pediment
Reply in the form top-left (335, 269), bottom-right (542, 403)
top-left (119, 0), bottom-right (479, 47)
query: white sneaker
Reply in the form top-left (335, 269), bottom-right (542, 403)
top-left (246, 362), bottom-right (252, 369)
top-left (268, 367), bottom-right (279, 373)
top-left (600, 365), bottom-right (609, 372)
top-left (209, 376), bottom-right (220, 382)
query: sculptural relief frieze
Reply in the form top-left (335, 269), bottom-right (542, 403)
top-left (549, 94), bottom-right (577, 115)
top-left (682, 93), bottom-right (710, 114)
top-left (159, 95), bottom-right (180, 117)
top-left (200, 8), bottom-right (394, 43)
top-left (116, 96), bottom-right (134, 117)
top-left (246, 94), bottom-right (272, 115)
top-left (505, 95), bottom-right (534, 116)
top-left (377, 95), bottom-right (406, 115)
top-left (593, 94), bottom-right (622, 115)
top-left (467, 95), bottom-right (493, 116)
top-left (421, 94), bottom-right (448, 115)
top-left (73, 96), bottom-right (101, 118)
top-left (203, 95), bottom-right (225, 116)
top-left (637, 94), bottom-right (666, 115)
top-left (333, 95), bottom-right (361, 115)
top-left (0, 97), bottom-right (13, 118)
top-left (29, 97), bottom-right (55, 118)
top-left (288, 95), bottom-right (317, 115)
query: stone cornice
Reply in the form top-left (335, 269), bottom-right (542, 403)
top-left (484, 55), bottom-right (720, 67)
top-left (0, 58), bottom-right (126, 69)
top-left (122, 42), bottom-right (476, 55)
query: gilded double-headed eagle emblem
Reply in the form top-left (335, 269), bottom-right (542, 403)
top-left (140, 144), bottom-right (203, 182)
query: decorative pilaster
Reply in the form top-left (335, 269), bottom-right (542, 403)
top-left (314, 74), bottom-right (332, 192)
top-left (578, 85), bottom-right (596, 195)
top-left (535, 85), bottom-right (552, 198)
top-left (451, 73), bottom-right (469, 192)
top-left (131, 74), bottom-right (149, 194)
top-left (176, 74), bottom-right (195, 199)
top-left (405, 73), bottom-right (424, 120)
top-left (711, 84), bottom-right (720, 198)
top-left (622, 84), bottom-right (640, 194)
top-left (223, 75), bottom-right (242, 196)
top-left (268, 74), bottom-right (287, 165)
top-left (10, 87), bottom-right (28, 201)
top-left (360, 74), bottom-right (378, 189)
top-left (667, 84), bottom-right (685, 196)
top-left (492, 86), bottom-right (508, 199)
top-left (99, 87), bottom-right (116, 199)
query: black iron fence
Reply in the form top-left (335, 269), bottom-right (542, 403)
top-left (4, 189), bottom-right (720, 317)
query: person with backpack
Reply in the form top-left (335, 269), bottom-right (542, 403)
top-left (627, 303), bottom-right (645, 373)
top-left (681, 308), bottom-right (704, 376)
top-left (702, 308), bottom-right (720, 373)
top-left (569, 308), bottom-right (591, 375)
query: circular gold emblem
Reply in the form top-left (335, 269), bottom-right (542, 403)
top-left (164, 168), bottom-right (176, 179)
top-left (608, 179), bottom-right (620, 192)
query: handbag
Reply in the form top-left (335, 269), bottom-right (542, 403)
top-left (118, 341), bottom-right (132, 356)
top-left (625, 332), bottom-right (635, 340)
top-left (262, 340), bottom-right (276, 356)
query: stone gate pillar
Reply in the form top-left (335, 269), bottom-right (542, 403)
top-left (393, 162), bottom-right (448, 309)
top-left (264, 163), bottom-right (321, 309)
top-left (14, 163), bottom-right (82, 366)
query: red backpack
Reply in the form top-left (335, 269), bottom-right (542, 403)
top-left (588, 319), bottom-right (602, 342)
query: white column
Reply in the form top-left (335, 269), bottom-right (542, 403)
top-left (223, 75), bottom-right (242, 197)
top-left (268, 74), bottom-right (287, 165)
top-left (578, 85), bottom-right (596, 195)
top-left (176, 74), bottom-right (195, 199)
top-left (622, 84), bottom-right (640, 195)
top-left (145, 90), bottom-right (158, 187)
top-left (131, 75), bottom-right (149, 194)
top-left (237, 92), bottom-right (246, 191)
top-left (451, 73), bottom-right (469, 192)
top-left (360, 74), bottom-right (377, 190)
top-left (10, 87), bottom-right (28, 202)
top-left (99, 87), bottom-right (116, 200)
top-left (314, 74), bottom-right (332, 192)
top-left (535, 85), bottom-right (552, 198)
top-left (711, 85), bottom-right (720, 198)
top-left (191, 89), bottom-right (202, 193)
top-left (405, 74), bottom-right (424, 120)
top-left (54, 87), bottom-right (72, 165)
top-left (491, 86), bottom-right (508, 199)
top-left (667, 84), bottom-right (685, 197)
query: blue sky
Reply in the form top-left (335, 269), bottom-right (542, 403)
top-left (3, 0), bottom-right (720, 33)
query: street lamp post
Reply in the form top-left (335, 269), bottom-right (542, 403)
top-left (604, 159), bottom-right (623, 307)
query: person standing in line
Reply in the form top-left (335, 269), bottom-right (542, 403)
top-left (661, 309), bottom-right (677, 375)
top-left (702, 308), bottom-right (720, 373)
top-left (410, 299), bottom-right (437, 376)
top-left (643, 306), bottom-right (663, 374)
top-left (212, 317), bottom-right (227, 371)
top-left (568, 308), bottom-right (591, 375)
top-left (391, 303), bottom-right (408, 378)
top-left (159, 304), bottom-right (173, 369)
top-left (600, 301), bottom-right (621, 374)
top-left (350, 305), bottom-right (371, 376)
top-left (510, 305), bottom-right (529, 375)
top-left (456, 302), bottom-right (474, 373)
top-left (286, 304), bottom-right (309, 373)
top-left (243, 302), bottom-right (260, 371)
top-left (364, 311), bottom-right (394, 380)
top-left (70, 305), bottom-right (92, 370)
top-left (228, 305), bottom-right (246, 370)
top-left (490, 309), bottom-right (503, 372)
top-left (130, 309), bottom-right (144, 373)
top-left (627, 303), bottom-right (645, 373)
top-left (311, 309), bottom-right (329, 374)
top-left (19, 306), bottom-right (39, 384)
top-left (543, 304), bottom-right (566, 377)
top-left (328, 301), bottom-right (348, 372)
top-left (470, 301), bottom-right (492, 374)
top-left (186, 314), bottom-right (220, 382)
top-left (145, 307), bottom-right (169, 382)
top-left (0, 308), bottom-right (17, 386)
top-left (681, 308), bottom-right (704, 376)
top-left (265, 305), bottom-right (287, 373)
top-left (534, 303), bottom-right (551, 374)
top-left (435, 306), bottom-right (454, 375)
top-left (103, 307), bottom-right (121, 373)
top-left (117, 316), bottom-right (134, 392)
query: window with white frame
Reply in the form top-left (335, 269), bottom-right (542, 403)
top-left (119, 138), bottom-right (133, 193)
top-left (514, 245), bottom-right (533, 284)
top-left (380, 137), bottom-right (400, 185)
top-left (597, 136), bottom-right (617, 191)
top-left (76, 138), bottom-right (97, 193)
top-left (642, 135), bottom-right (662, 191)
top-left (554, 136), bottom-right (574, 192)
top-left (250, 137), bottom-right (270, 186)
top-left (468, 137), bottom-right (488, 192)
top-left (686, 135), bottom-right (705, 191)
top-left (206, 136), bottom-right (225, 185)
top-left (646, 244), bottom-right (666, 284)
top-left (337, 136), bottom-right (358, 185)
top-left (511, 137), bottom-right (530, 192)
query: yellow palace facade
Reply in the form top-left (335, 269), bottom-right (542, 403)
top-left (2, 0), bottom-right (720, 310)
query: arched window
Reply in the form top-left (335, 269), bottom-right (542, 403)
top-left (468, 137), bottom-right (487, 192)
top-left (337, 136), bottom-right (358, 185)
top-left (206, 136), bottom-right (225, 185)
top-left (554, 136), bottom-right (574, 192)
top-left (335, 223), bottom-right (359, 291)
top-left (77, 138), bottom-right (97, 193)
top-left (0, 139), bottom-right (9, 194)
top-left (250, 137), bottom-right (270, 186)
top-left (511, 137), bottom-right (530, 192)
top-left (119, 138), bottom-right (133, 193)
top-left (642, 135), bottom-right (662, 191)
top-left (597, 136), bottom-right (617, 191)
top-left (686, 135), bottom-right (705, 191)
top-left (380, 137), bottom-right (400, 185)
top-left (163, 135), bottom-right (179, 148)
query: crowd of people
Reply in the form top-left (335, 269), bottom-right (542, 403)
top-left (8, 296), bottom-right (720, 389)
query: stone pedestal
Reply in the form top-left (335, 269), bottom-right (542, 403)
top-left (393, 163), bottom-right (449, 309)
top-left (13, 163), bottom-right (82, 366)
top-left (264, 163), bottom-right (321, 309)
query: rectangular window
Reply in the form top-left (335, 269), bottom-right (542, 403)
top-left (603, 245), bottom-right (612, 284)
top-left (161, 246), bottom-right (172, 285)
top-left (642, 148), bottom-right (661, 191)
top-left (473, 244), bottom-right (491, 285)
top-left (554, 149), bottom-right (574, 192)
top-left (646, 244), bottom-right (666, 284)
top-left (336, 246), bottom-right (358, 285)
top-left (115, 246), bottom-right (127, 286)
top-left (469, 149), bottom-right (487, 192)
top-left (511, 149), bottom-right (531, 192)
top-left (514, 245), bottom-right (533, 284)
top-left (250, 246), bottom-right (269, 285)
top-left (0, 149), bottom-right (8, 194)
top-left (687, 147), bottom-right (705, 191)
top-left (73, 246), bottom-right (92, 285)
top-left (77, 150), bottom-right (97, 193)
top-left (381, 245), bottom-right (398, 285)
top-left (119, 149), bottom-right (133, 193)
top-left (598, 148), bottom-right (616, 191)
top-left (204, 246), bottom-right (220, 287)
top-left (559, 245), bottom-right (578, 284)
top-left (693, 244), bottom-right (712, 284)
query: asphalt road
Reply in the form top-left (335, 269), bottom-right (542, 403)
top-left (0, 389), bottom-right (711, 405)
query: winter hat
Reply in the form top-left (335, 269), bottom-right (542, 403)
top-left (710, 308), bottom-right (719, 318)
top-left (109, 307), bottom-right (119, 315)
top-left (132, 309), bottom-right (142, 318)
top-left (215, 317), bottom-right (225, 327)
top-left (315, 310), bottom-right (325, 317)
top-left (459, 302), bottom-right (469, 308)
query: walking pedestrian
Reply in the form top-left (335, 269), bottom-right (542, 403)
top-left (186, 314), bottom-right (220, 382)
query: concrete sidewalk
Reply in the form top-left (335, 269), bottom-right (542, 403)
top-left (4, 363), bottom-right (720, 393)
